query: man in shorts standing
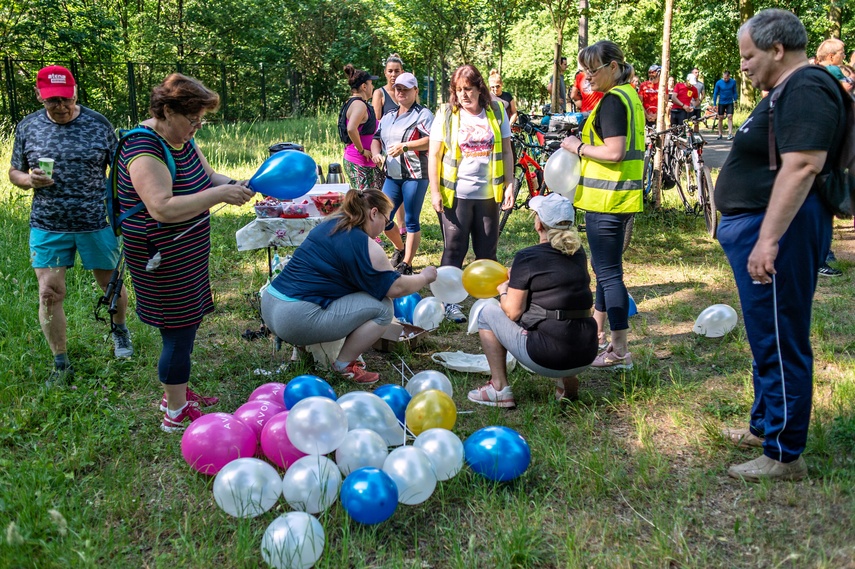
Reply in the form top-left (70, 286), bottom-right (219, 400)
top-left (712, 70), bottom-right (738, 139)
top-left (639, 64), bottom-right (662, 125)
top-left (9, 65), bottom-right (133, 384)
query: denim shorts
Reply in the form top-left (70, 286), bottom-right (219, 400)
top-left (29, 226), bottom-right (120, 270)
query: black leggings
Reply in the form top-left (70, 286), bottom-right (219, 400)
top-left (438, 198), bottom-right (499, 268)
top-left (158, 324), bottom-right (199, 385)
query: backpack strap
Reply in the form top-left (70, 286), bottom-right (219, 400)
top-left (111, 127), bottom-right (177, 227)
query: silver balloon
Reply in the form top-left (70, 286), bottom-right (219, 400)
top-left (285, 396), bottom-right (348, 455)
top-left (212, 457), bottom-right (282, 518)
top-left (413, 428), bottom-right (464, 481)
top-left (429, 266), bottom-right (468, 304)
top-left (281, 455), bottom-right (342, 514)
top-left (335, 428), bottom-right (390, 476)
top-left (337, 392), bottom-right (405, 447)
top-left (693, 304), bottom-right (738, 338)
top-left (406, 370), bottom-right (453, 398)
top-left (412, 297), bottom-right (444, 330)
top-left (261, 512), bottom-right (325, 569)
top-left (382, 446), bottom-right (437, 505)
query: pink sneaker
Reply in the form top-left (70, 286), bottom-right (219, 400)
top-left (158, 387), bottom-right (219, 412)
top-left (161, 401), bottom-right (202, 432)
top-left (590, 348), bottom-right (633, 370)
top-left (467, 381), bottom-right (516, 408)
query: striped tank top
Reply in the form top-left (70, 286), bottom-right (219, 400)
top-left (116, 126), bottom-right (215, 328)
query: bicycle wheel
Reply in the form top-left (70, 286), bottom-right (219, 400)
top-left (498, 165), bottom-right (526, 233)
top-left (622, 214), bottom-right (634, 252)
top-left (641, 147), bottom-right (655, 203)
top-left (682, 157), bottom-right (701, 215)
top-left (699, 166), bottom-right (718, 237)
top-left (671, 152), bottom-right (693, 214)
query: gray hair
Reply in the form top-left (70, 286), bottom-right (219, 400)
top-left (739, 9), bottom-right (807, 51)
top-left (578, 41), bottom-right (634, 85)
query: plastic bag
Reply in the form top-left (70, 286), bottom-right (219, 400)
top-left (431, 351), bottom-right (517, 375)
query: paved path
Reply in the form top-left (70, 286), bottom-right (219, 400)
top-left (699, 130), bottom-right (733, 170)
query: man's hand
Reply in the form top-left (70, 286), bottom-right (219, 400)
top-left (29, 168), bottom-right (55, 189)
top-left (747, 240), bottom-right (778, 284)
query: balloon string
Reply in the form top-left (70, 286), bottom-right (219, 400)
top-left (173, 204), bottom-right (227, 241)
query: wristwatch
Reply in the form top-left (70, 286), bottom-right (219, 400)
top-left (402, 145), bottom-right (409, 152)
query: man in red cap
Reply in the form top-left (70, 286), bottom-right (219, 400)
top-left (8, 65), bottom-right (133, 385)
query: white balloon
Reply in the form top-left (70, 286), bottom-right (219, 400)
top-left (467, 297), bottom-right (500, 335)
top-left (335, 428), bottom-right (390, 476)
top-left (406, 370), bottom-right (453, 398)
top-left (543, 149), bottom-right (581, 200)
top-left (412, 297), bottom-right (444, 330)
top-left (693, 304), bottom-right (738, 338)
top-left (285, 396), bottom-right (348, 455)
top-left (261, 512), bottom-right (325, 569)
top-left (429, 266), bottom-right (468, 304)
top-left (382, 446), bottom-right (437, 505)
top-left (413, 428), bottom-right (464, 481)
top-left (281, 455), bottom-right (342, 514)
top-left (337, 392), bottom-right (405, 446)
top-left (213, 458), bottom-right (282, 518)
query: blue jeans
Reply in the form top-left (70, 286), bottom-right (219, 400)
top-left (585, 212), bottom-right (632, 331)
top-left (382, 177), bottom-right (428, 232)
top-left (717, 193), bottom-right (831, 463)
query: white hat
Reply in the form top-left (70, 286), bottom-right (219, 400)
top-left (686, 73), bottom-right (697, 84)
top-left (529, 193), bottom-right (575, 228)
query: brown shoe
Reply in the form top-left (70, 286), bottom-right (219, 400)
top-left (727, 454), bottom-right (807, 482)
top-left (722, 427), bottom-right (765, 449)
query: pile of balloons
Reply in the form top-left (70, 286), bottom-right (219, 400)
top-left (180, 368), bottom-right (531, 569)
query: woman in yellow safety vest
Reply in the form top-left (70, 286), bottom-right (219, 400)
top-left (561, 40), bottom-right (644, 370)
top-left (428, 64), bottom-right (515, 324)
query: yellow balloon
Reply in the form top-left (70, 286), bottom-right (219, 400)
top-left (462, 260), bottom-right (509, 299)
top-left (405, 389), bottom-right (457, 436)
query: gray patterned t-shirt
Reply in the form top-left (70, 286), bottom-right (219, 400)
top-left (11, 107), bottom-right (117, 232)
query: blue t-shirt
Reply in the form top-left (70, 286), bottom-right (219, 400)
top-left (269, 218), bottom-right (400, 308)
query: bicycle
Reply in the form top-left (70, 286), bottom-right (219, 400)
top-left (663, 120), bottom-right (718, 236)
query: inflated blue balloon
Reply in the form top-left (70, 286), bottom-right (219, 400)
top-left (373, 384), bottom-right (411, 425)
top-left (339, 467), bottom-right (398, 525)
top-left (464, 426), bottom-right (531, 482)
top-left (282, 374), bottom-right (337, 409)
top-left (249, 150), bottom-right (317, 200)
top-left (628, 293), bottom-right (638, 317)
top-left (393, 293), bottom-right (422, 324)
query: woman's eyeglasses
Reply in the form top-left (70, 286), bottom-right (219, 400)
top-left (583, 63), bottom-right (610, 76)
top-left (183, 114), bottom-right (205, 128)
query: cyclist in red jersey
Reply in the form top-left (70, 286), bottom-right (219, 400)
top-left (638, 64), bottom-right (662, 125)
top-left (571, 69), bottom-right (604, 112)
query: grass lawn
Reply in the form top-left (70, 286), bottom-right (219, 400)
top-left (0, 117), bottom-right (853, 569)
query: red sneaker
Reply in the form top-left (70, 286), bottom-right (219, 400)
top-left (161, 401), bottom-right (202, 433)
top-left (158, 387), bottom-right (219, 412)
top-left (340, 361), bottom-right (379, 384)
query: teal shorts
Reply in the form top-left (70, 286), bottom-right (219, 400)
top-left (29, 227), bottom-right (120, 270)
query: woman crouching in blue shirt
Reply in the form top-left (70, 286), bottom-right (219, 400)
top-left (261, 189), bottom-right (437, 384)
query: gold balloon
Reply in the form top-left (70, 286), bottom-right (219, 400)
top-left (462, 260), bottom-right (509, 299)
top-left (405, 389), bottom-right (457, 436)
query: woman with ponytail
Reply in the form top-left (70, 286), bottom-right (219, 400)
top-left (341, 64), bottom-right (382, 192)
top-left (261, 189), bottom-right (437, 384)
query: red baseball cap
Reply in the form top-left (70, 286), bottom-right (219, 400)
top-left (36, 66), bottom-right (76, 99)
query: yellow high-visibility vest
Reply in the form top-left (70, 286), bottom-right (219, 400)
top-left (574, 84), bottom-right (644, 214)
top-left (435, 101), bottom-right (505, 209)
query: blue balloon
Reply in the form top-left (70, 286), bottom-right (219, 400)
top-left (339, 467), bottom-right (398, 524)
top-left (282, 374), bottom-right (337, 409)
top-left (628, 293), bottom-right (638, 317)
top-left (464, 426), bottom-right (531, 482)
top-left (249, 150), bottom-right (317, 200)
top-left (373, 384), bottom-right (411, 425)
top-left (393, 293), bottom-right (421, 324)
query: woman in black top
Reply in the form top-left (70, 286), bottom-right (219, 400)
top-left (467, 193), bottom-right (598, 408)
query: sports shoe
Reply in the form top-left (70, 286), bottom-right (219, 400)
top-left (158, 387), bottom-right (219, 412)
top-left (339, 361), bottom-right (379, 384)
top-left (819, 264), bottom-right (842, 277)
top-left (597, 332), bottom-right (609, 351)
top-left (161, 401), bottom-right (202, 432)
top-left (46, 365), bottom-right (74, 388)
top-left (467, 381), bottom-right (516, 408)
top-left (112, 329), bottom-right (134, 358)
top-left (727, 454), bottom-right (807, 482)
top-left (395, 262), bottom-right (413, 275)
top-left (727, 135), bottom-right (734, 141)
top-left (716, 135), bottom-right (722, 140)
top-left (590, 347), bottom-right (633, 370)
top-left (722, 427), bottom-right (765, 449)
top-left (444, 303), bottom-right (467, 324)
top-left (390, 248), bottom-right (406, 267)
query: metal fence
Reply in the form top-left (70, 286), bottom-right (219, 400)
top-left (0, 57), bottom-right (334, 130)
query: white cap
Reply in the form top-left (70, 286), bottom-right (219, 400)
top-left (529, 193), bottom-right (575, 228)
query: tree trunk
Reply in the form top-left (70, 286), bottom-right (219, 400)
top-left (653, 0), bottom-right (674, 209)
top-left (829, 1), bottom-right (842, 39)
top-left (578, 0), bottom-right (588, 51)
top-left (551, 38), bottom-right (562, 112)
top-left (738, 0), bottom-right (754, 108)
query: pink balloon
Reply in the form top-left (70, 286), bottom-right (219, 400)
top-left (234, 400), bottom-right (287, 439)
top-left (260, 411), bottom-right (307, 469)
top-left (248, 382), bottom-right (288, 405)
top-left (180, 413), bottom-right (258, 476)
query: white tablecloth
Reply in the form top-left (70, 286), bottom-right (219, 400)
top-left (235, 216), bottom-right (324, 251)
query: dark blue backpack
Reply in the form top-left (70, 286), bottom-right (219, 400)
top-left (105, 127), bottom-right (176, 236)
